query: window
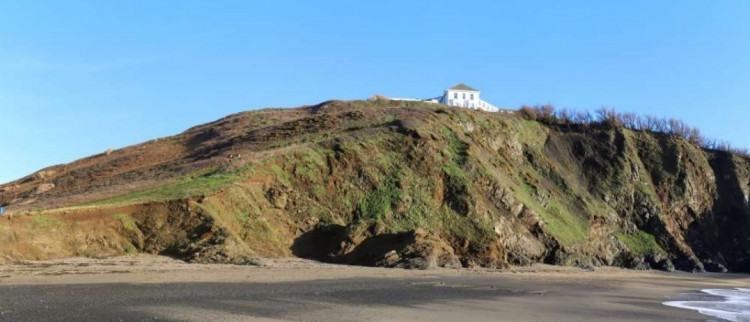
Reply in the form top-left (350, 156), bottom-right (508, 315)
top-left (470, 94), bottom-right (474, 100)
top-left (453, 92), bottom-right (458, 99)
top-left (463, 93), bottom-right (466, 99)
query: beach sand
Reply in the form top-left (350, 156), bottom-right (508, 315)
top-left (1, 255), bottom-right (747, 321)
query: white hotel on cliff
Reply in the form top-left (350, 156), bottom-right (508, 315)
top-left (393, 83), bottom-right (500, 112)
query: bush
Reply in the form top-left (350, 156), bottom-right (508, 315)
top-left (516, 105), bottom-right (747, 157)
top-left (518, 106), bottom-right (538, 120)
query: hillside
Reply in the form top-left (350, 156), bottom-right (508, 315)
top-left (1, 99), bottom-right (749, 272)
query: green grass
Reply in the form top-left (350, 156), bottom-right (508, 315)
top-left (289, 149), bottom-right (327, 182)
top-left (89, 174), bottom-right (240, 206)
top-left (544, 199), bottom-right (589, 245)
top-left (513, 175), bottom-right (590, 246)
top-left (515, 119), bottom-right (548, 148)
top-left (356, 178), bottom-right (403, 223)
top-left (31, 215), bottom-right (64, 230)
top-left (342, 128), bottom-right (496, 245)
top-left (195, 186), bottom-right (289, 254)
top-left (583, 197), bottom-right (615, 218)
top-left (441, 126), bottom-right (469, 166)
top-left (112, 214), bottom-right (138, 231)
top-left (222, 185), bottom-right (262, 224)
top-left (311, 184), bottom-right (327, 199)
top-left (270, 164), bottom-right (291, 186)
top-left (124, 243), bottom-right (138, 254)
top-left (438, 205), bottom-right (495, 246)
top-left (616, 230), bottom-right (662, 255)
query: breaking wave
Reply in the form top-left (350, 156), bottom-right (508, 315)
top-left (664, 288), bottom-right (750, 321)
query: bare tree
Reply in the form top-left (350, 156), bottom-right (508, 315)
top-left (556, 108), bottom-right (573, 124)
top-left (514, 105), bottom-right (748, 157)
top-left (595, 108), bottom-right (620, 126)
top-left (642, 115), bottom-right (658, 132)
top-left (574, 111), bottom-right (593, 126)
top-left (686, 127), bottom-right (705, 146)
top-left (518, 106), bottom-right (538, 120)
top-left (621, 112), bottom-right (637, 129)
top-left (654, 118), bottom-right (668, 132)
top-left (540, 104), bottom-right (555, 121)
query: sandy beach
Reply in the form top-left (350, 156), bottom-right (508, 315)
top-left (1, 255), bottom-right (747, 321)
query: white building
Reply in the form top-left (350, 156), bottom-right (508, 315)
top-left (425, 83), bottom-right (500, 112)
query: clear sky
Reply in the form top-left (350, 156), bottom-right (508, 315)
top-left (1, 1), bottom-right (749, 184)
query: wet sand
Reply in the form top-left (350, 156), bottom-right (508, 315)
top-left (0, 255), bottom-right (747, 321)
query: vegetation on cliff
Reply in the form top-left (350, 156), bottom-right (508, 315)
top-left (1, 99), bottom-right (748, 273)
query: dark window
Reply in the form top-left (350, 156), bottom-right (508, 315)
top-left (470, 94), bottom-right (474, 100)
top-left (454, 92), bottom-right (458, 99)
top-left (463, 93), bottom-right (466, 99)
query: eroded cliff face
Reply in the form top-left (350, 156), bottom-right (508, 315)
top-left (1, 100), bottom-right (748, 272)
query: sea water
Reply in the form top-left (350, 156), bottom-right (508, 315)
top-left (664, 288), bottom-right (750, 321)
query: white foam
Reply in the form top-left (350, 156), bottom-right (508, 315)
top-left (664, 288), bottom-right (750, 321)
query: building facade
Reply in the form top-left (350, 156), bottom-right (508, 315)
top-left (425, 83), bottom-right (499, 112)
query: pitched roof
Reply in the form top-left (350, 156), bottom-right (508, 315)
top-left (448, 83), bottom-right (479, 91)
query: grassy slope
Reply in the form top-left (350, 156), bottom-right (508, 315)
top-left (2, 100), bottom-right (748, 270)
top-left (78, 101), bottom-right (590, 257)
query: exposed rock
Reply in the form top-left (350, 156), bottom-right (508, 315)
top-left (655, 259), bottom-right (676, 272)
top-left (265, 187), bottom-right (288, 209)
top-left (33, 170), bottom-right (55, 181)
top-left (493, 216), bottom-right (545, 264)
top-left (703, 259), bottom-right (729, 273)
top-left (33, 183), bottom-right (55, 195)
top-left (377, 250), bottom-right (401, 266)
top-left (519, 208), bottom-right (543, 228)
top-left (367, 229), bottom-right (461, 270)
top-left (627, 256), bottom-right (651, 270)
top-left (491, 134), bottom-right (524, 166)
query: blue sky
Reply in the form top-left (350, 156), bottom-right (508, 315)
top-left (1, 1), bottom-right (749, 184)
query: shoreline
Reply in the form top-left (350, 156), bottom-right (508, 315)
top-left (1, 254), bottom-right (747, 285)
top-left (1, 255), bottom-right (748, 321)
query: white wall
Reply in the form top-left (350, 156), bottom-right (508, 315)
top-left (442, 89), bottom-right (481, 109)
top-left (391, 88), bottom-right (500, 112)
top-left (477, 99), bottom-right (499, 112)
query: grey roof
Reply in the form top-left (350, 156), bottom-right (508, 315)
top-left (448, 83), bottom-right (479, 91)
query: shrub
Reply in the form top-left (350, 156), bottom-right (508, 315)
top-left (519, 106), bottom-right (538, 120)
top-left (516, 105), bottom-right (747, 157)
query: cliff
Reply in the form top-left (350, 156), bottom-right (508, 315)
top-left (1, 99), bottom-right (748, 272)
